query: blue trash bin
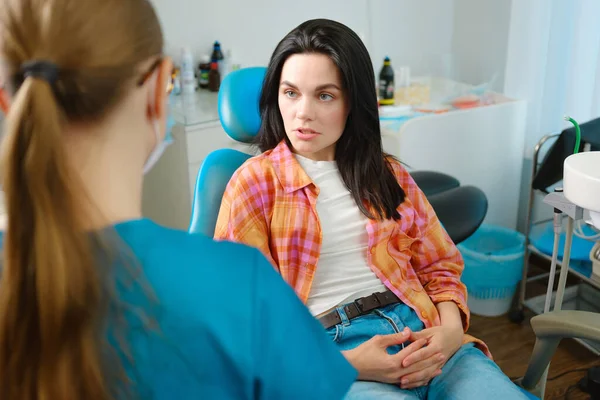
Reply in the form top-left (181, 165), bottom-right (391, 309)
top-left (457, 224), bottom-right (526, 316)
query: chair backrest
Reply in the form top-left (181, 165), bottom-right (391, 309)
top-left (188, 67), bottom-right (267, 236)
top-left (218, 66), bottom-right (267, 143)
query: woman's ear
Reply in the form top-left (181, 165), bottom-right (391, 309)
top-left (151, 56), bottom-right (173, 120)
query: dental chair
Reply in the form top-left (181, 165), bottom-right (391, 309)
top-left (189, 67), bottom-right (595, 399)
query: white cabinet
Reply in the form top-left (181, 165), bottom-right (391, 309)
top-left (381, 91), bottom-right (527, 230)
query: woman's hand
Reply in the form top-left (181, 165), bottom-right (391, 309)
top-left (342, 327), bottom-right (429, 384)
top-left (398, 323), bottom-right (463, 388)
top-left (399, 301), bottom-right (465, 389)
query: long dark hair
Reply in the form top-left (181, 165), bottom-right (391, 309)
top-left (256, 18), bottom-right (405, 220)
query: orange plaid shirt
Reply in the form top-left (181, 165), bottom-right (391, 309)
top-left (215, 141), bottom-right (490, 357)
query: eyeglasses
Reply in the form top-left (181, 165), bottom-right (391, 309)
top-left (137, 57), bottom-right (174, 95)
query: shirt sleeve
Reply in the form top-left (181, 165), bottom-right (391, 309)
top-left (251, 249), bottom-right (357, 400)
top-left (396, 164), bottom-right (471, 331)
top-left (214, 162), bottom-right (277, 267)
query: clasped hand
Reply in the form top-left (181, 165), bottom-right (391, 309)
top-left (344, 325), bottom-right (463, 389)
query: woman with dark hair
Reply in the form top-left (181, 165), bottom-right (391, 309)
top-left (216, 18), bottom-right (528, 399)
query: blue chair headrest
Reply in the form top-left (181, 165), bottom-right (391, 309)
top-left (218, 66), bottom-right (267, 144)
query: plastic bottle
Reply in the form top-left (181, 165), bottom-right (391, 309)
top-left (172, 67), bottom-right (182, 95)
top-left (180, 46), bottom-right (196, 94)
top-left (208, 61), bottom-right (220, 92)
top-left (378, 56), bottom-right (395, 106)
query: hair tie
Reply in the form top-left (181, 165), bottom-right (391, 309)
top-left (21, 60), bottom-right (60, 85)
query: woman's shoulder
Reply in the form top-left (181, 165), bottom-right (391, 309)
top-left (384, 155), bottom-right (414, 185)
top-left (116, 219), bottom-right (260, 275)
top-left (238, 148), bottom-right (277, 172)
top-left (116, 219), bottom-right (267, 307)
top-left (227, 149), bottom-right (281, 192)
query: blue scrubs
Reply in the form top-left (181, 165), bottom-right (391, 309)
top-left (3, 218), bottom-right (357, 399)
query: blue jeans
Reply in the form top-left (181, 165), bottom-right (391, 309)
top-left (325, 302), bottom-right (530, 399)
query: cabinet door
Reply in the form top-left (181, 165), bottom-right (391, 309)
top-left (142, 123), bottom-right (192, 230)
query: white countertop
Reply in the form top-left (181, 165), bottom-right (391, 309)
top-left (171, 90), bottom-right (220, 127)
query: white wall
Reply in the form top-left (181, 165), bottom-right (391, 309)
top-left (451, 0), bottom-right (512, 91)
top-left (152, 0), bottom-right (369, 67)
top-left (367, 0), bottom-right (455, 76)
top-left (151, 0), bottom-right (455, 76)
top-left (151, 0), bottom-right (517, 94)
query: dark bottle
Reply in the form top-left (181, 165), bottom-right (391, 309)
top-left (211, 41), bottom-right (224, 72)
top-left (378, 56), bottom-right (394, 106)
top-left (198, 55), bottom-right (211, 89)
top-left (208, 62), bottom-right (220, 92)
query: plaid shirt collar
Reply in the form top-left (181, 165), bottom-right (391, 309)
top-left (268, 140), bottom-right (315, 194)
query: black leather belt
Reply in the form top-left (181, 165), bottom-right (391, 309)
top-left (318, 290), bottom-right (401, 330)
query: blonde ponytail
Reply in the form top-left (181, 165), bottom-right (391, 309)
top-left (0, 74), bottom-right (112, 399)
top-left (0, 0), bottom-right (165, 398)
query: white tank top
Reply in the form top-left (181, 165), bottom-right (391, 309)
top-left (295, 155), bottom-right (387, 316)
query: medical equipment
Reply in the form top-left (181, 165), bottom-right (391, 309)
top-left (518, 117), bottom-right (600, 399)
top-left (511, 116), bottom-right (600, 339)
top-left (538, 117), bottom-right (600, 313)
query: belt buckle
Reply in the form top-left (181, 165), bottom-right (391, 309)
top-left (354, 293), bottom-right (379, 314)
top-left (353, 296), bottom-right (365, 314)
top-left (344, 301), bottom-right (361, 318)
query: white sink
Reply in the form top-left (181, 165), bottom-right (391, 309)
top-left (564, 151), bottom-right (600, 229)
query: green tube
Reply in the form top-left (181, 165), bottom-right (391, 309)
top-left (565, 116), bottom-right (581, 154)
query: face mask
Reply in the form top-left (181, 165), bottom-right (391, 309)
top-left (143, 94), bottom-right (176, 174)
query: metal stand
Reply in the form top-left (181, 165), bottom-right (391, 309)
top-left (510, 134), bottom-right (559, 323)
top-left (510, 134), bottom-right (600, 325)
top-left (519, 192), bottom-right (584, 395)
top-left (542, 192), bottom-right (584, 311)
